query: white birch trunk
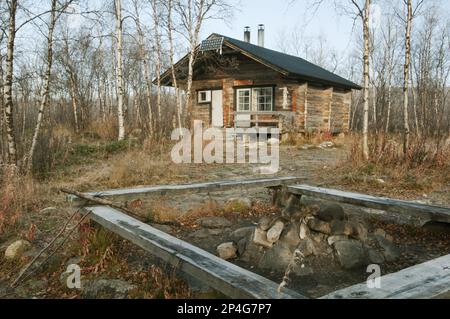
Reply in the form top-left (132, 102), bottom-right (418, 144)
top-left (362, 0), bottom-right (371, 161)
top-left (402, 0), bottom-right (413, 155)
top-left (27, 0), bottom-right (58, 171)
top-left (115, 0), bottom-right (125, 141)
top-left (4, 0), bottom-right (18, 166)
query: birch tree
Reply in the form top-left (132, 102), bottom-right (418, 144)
top-left (175, 0), bottom-right (232, 120)
top-left (165, 0), bottom-right (183, 134)
top-left (150, 0), bottom-right (162, 135)
top-left (4, 0), bottom-right (18, 166)
top-left (114, 0), bottom-right (126, 141)
top-left (131, 0), bottom-right (153, 135)
top-left (27, 0), bottom-right (73, 171)
top-left (400, 0), bottom-right (424, 155)
top-left (346, 0), bottom-right (371, 160)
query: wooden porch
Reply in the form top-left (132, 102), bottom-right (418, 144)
top-left (233, 111), bottom-right (294, 129)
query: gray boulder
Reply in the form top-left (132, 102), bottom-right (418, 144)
top-left (190, 228), bottom-right (223, 239)
top-left (374, 235), bottom-right (400, 262)
top-left (258, 241), bottom-right (293, 271)
top-left (252, 227), bottom-right (273, 248)
top-left (333, 239), bottom-right (366, 269)
top-left (230, 226), bottom-right (255, 242)
top-left (197, 217), bottom-right (232, 228)
top-left (217, 242), bottom-right (238, 260)
top-left (257, 216), bottom-right (273, 231)
top-left (267, 221), bottom-right (284, 243)
top-left (315, 204), bottom-right (346, 222)
top-left (367, 248), bottom-right (385, 264)
top-left (307, 218), bottom-right (331, 235)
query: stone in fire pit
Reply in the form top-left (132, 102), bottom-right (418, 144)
top-left (216, 203), bottom-right (400, 272)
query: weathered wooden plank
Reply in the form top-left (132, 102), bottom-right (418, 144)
top-left (84, 205), bottom-right (306, 299)
top-left (322, 254), bottom-right (450, 299)
top-left (68, 176), bottom-right (304, 203)
top-left (288, 184), bottom-right (450, 224)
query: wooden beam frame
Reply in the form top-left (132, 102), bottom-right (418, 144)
top-left (67, 176), bottom-right (304, 203)
top-left (288, 184), bottom-right (450, 225)
top-left (83, 205), bottom-right (306, 299)
top-left (322, 254), bottom-right (450, 299)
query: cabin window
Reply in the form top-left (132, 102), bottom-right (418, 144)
top-left (236, 87), bottom-right (274, 112)
top-left (254, 87), bottom-right (273, 111)
top-left (198, 90), bottom-right (212, 104)
top-left (237, 89), bottom-right (251, 111)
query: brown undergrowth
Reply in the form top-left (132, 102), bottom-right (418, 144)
top-left (329, 133), bottom-right (450, 198)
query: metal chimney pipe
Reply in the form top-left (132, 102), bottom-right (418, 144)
top-left (258, 24), bottom-right (265, 47)
top-left (244, 26), bottom-right (251, 43)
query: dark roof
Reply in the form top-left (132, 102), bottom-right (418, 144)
top-left (214, 34), bottom-right (362, 90)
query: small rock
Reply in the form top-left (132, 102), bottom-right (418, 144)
top-left (333, 239), bottom-right (366, 269)
top-left (237, 237), bottom-right (248, 256)
top-left (252, 228), bottom-right (273, 248)
top-left (258, 241), bottom-right (293, 270)
top-left (327, 235), bottom-right (348, 246)
top-left (318, 141), bottom-right (335, 149)
top-left (307, 218), bottom-right (331, 235)
top-left (300, 144), bottom-right (315, 150)
top-left (311, 232), bottom-right (326, 243)
top-left (279, 223), bottom-right (301, 249)
top-left (4, 240), bottom-right (31, 260)
top-left (267, 221), bottom-right (284, 243)
top-left (367, 248), bottom-right (385, 264)
top-left (374, 235), bottom-right (400, 262)
top-left (217, 242), bottom-right (238, 260)
top-left (197, 217), bottom-right (232, 228)
top-left (330, 220), bottom-right (346, 235)
top-left (190, 228), bottom-right (223, 239)
top-left (230, 227), bottom-right (255, 242)
top-left (65, 256), bottom-right (82, 268)
top-left (374, 228), bottom-right (394, 242)
top-left (374, 228), bottom-right (386, 238)
top-left (330, 220), bottom-right (354, 236)
top-left (354, 222), bottom-right (369, 241)
top-left (315, 204), bottom-right (346, 222)
top-left (297, 238), bottom-right (315, 257)
top-left (299, 222), bottom-right (309, 239)
top-left (257, 216), bottom-right (272, 231)
top-left (82, 279), bottom-right (137, 299)
top-left (39, 207), bottom-right (58, 214)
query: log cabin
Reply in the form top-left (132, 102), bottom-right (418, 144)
top-left (158, 25), bottom-right (361, 136)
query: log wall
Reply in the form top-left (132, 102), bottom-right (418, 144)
top-left (188, 53), bottom-right (352, 133)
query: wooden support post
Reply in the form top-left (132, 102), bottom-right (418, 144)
top-left (288, 184), bottom-right (450, 225)
top-left (66, 177), bottom-right (305, 204)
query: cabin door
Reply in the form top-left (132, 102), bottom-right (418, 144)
top-left (211, 90), bottom-right (223, 127)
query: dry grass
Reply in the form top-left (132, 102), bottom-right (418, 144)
top-left (0, 167), bottom-right (41, 237)
top-left (282, 130), bottom-right (345, 148)
top-left (83, 116), bottom-right (119, 141)
top-left (330, 133), bottom-right (450, 198)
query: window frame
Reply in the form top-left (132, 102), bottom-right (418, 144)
top-left (253, 87), bottom-right (274, 112)
top-left (236, 88), bottom-right (252, 112)
top-left (235, 86), bottom-right (274, 113)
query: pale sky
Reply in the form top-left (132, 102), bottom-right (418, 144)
top-left (201, 0), bottom-right (450, 54)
